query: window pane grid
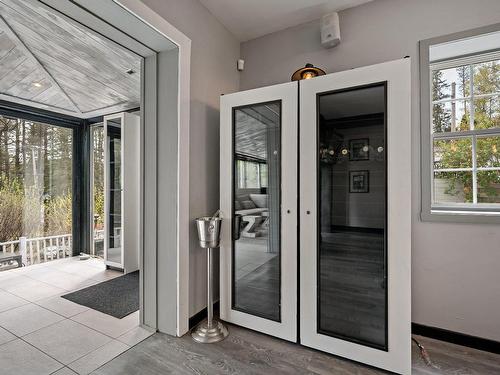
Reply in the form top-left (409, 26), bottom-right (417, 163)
top-left (431, 56), bottom-right (500, 208)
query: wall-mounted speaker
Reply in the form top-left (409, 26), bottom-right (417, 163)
top-left (321, 12), bottom-right (341, 49)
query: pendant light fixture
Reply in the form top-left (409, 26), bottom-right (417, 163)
top-left (291, 63), bottom-right (326, 81)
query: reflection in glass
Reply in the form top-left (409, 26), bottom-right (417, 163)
top-left (317, 84), bottom-right (387, 349)
top-left (232, 101), bottom-right (281, 322)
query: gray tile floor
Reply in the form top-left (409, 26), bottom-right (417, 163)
top-left (92, 324), bottom-right (500, 375)
top-left (0, 257), bottom-right (154, 375)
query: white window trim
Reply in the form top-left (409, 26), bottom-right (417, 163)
top-left (420, 23), bottom-right (500, 224)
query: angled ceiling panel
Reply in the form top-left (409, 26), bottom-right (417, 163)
top-left (0, 0), bottom-right (142, 118)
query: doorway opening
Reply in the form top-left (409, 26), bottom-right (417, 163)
top-left (0, 0), bottom-right (190, 371)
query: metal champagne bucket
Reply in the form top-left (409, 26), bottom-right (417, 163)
top-left (196, 217), bottom-right (222, 248)
top-left (192, 213), bottom-right (228, 343)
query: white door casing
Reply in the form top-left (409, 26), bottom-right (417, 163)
top-left (220, 82), bottom-right (298, 342)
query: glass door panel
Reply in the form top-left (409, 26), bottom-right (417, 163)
top-left (317, 84), bottom-right (387, 350)
top-left (90, 124), bottom-right (104, 258)
top-left (233, 101), bottom-right (281, 322)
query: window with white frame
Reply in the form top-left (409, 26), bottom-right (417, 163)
top-left (430, 54), bottom-right (500, 210)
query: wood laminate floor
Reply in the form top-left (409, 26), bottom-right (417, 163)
top-left (91, 324), bottom-right (500, 374)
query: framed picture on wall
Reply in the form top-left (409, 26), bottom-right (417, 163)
top-left (349, 170), bottom-right (369, 193)
top-left (349, 138), bottom-right (369, 161)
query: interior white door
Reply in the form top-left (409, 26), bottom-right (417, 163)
top-left (299, 59), bottom-right (412, 374)
top-left (220, 82), bottom-right (298, 342)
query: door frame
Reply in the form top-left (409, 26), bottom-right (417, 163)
top-left (45, 0), bottom-right (192, 336)
top-left (220, 82), bottom-right (298, 342)
top-left (299, 59), bottom-right (412, 374)
top-left (114, 0), bottom-right (192, 336)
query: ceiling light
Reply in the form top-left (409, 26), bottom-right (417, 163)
top-left (291, 63), bottom-right (326, 81)
top-left (33, 82), bottom-right (42, 88)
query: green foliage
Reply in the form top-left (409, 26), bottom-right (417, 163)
top-left (0, 176), bottom-right (72, 242)
top-left (45, 192), bottom-right (72, 235)
top-left (93, 188), bottom-right (104, 228)
top-left (0, 177), bottom-right (24, 242)
top-left (0, 116), bottom-right (74, 242)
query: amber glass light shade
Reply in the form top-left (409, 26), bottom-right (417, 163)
top-left (291, 63), bottom-right (326, 81)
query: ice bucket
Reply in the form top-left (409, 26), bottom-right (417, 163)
top-left (196, 217), bottom-right (222, 249)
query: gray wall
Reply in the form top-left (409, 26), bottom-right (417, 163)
top-left (241, 0), bottom-right (500, 341)
top-left (141, 0), bottom-right (241, 317)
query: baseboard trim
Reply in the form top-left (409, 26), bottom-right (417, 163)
top-left (189, 310), bottom-right (500, 354)
top-left (412, 323), bottom-right (500, 354)
top-left (189, 301), bottom-right (220, 329)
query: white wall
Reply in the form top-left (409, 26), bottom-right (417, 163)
top-left (240, 0), bottom-right (500, 341)
top-left (141, 0), bottom-right (240, 317)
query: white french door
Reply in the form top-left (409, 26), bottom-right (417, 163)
top-left (299, 59), bottom-right (411, 374)
top-left (219, 59), bottom-right (411, 374)
top-left (220, 82), bottom-right (298, 341)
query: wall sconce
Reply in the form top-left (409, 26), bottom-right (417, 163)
top-left (291, 63), bottom-right (326, 81)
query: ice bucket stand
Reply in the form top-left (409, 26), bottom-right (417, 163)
top-left (191, 216), bottom-right (229, 343)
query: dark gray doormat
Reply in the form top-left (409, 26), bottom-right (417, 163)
top-left (62, 271), bottom-right (139, 319)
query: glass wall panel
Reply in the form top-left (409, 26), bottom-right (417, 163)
top-left (317, 84), bottom-right (387, 349)
top-left (0, 114), bottom-right (73, 266)
top-left (232, 101), bottom-right (281, 321)
top-left (91, 125), bottom-right (104, 258)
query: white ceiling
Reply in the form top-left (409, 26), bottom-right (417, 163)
top-left (198, 0), bottom-right (373, 42)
